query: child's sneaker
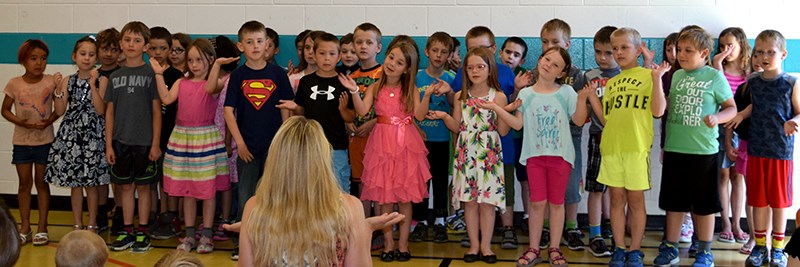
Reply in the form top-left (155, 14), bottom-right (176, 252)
top-left (539, 228), bottom-right (550, 249)
top-left (110, 211), bottom-right (124, 236)
top-left (150, 212), bottom-right (179, 240)
top-left (197, 236), bottom-right (214, 254)
top-left (432, 224), bottom-right (448, 243)
top-left (688, 240), bottom-right (699, 258)
top-left (679, 222), bottom-right (694, 243)
top-left (177, 236), bottom-right (196, 252)
top-left (562, 229), bottom-right (585, 250)
top-left (214, 220), bottom-right (230, 241)
top-left (770, 249), bottom-right (787, 267)
top-left (460, 234), bottom-right (470, 248)
top-left (131, 232), bottom-right (151, 253)
top-left (653, 242), bottom-right (680, 266)
top-left (609, 247), bottom-right (627, 267)
top-left (446, 211), bottom-right (467, 234)
top-left (110, 233), bottom-right (135, 251)
top-left (625, 250), bottom-right (644, 267)
top-left (692, 250), bottom-right (714, 267)
top-left (589, 237), bottom-right (611, 257)
top-left (602, 220), bottom-right (613, 239)
top-left (409, 222), bottom-right (427, 242)
top-left (746, 245), bottom-right (769, 267)
top-left (231, 246), bottom-right (239, 261)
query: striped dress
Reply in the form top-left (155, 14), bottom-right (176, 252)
top-left (163, 79), bottom-right (229, 200)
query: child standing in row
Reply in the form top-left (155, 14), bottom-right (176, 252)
top-left (656, 27), bottom-right (737, 267)
top-left (276, 32), bottom-right (355, 190)
top-left (44, 36), bottom-right (110, 233)
top-left (597, 27), bottom-right (668, 267)
top-left (581, 25), bottom-right (621, 258)
top-left (347, 42), bottom-right (431, 262)
top-left (430, 47), bottom-right (509, 264)
top-left (105, 21), bottom-right (162, 253)
top-left (336, 33), bottom-right (360, 75)
top-left (153, 38), bottom-right (234, 254)
top-left (95, 27), bottom-right (122, 234)
top-left (289, 31), bottom-right (320, 92)
top-left (409, 31), bottom-right (455, 244)
top-left (490, 46), bottom-right (590, 267)
top-left (2, 39), bottom-right (61, 246)
top-left (744, 29), bottom-right (798, 267)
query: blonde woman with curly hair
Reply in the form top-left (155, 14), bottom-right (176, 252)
top-left (238, 116), bottom-right (383, 266)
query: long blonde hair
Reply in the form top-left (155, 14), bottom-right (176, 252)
top-left (245, 116), bottom-right (348, 266)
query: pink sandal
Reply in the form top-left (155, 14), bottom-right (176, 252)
top-left (740, 241), bottom-right (755, 254)
top-left (734, 231), bottom-right (750, 243)
top-left (718, 231), bottom-right (734, 243)
top-left (516, 247), bottom-right (542, 267)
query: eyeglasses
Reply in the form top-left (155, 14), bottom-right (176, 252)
top-left (171, 48), bottom-right (185, 55)
top-left (466, 64), bottom-right (487, 72)
top-left (753, 49), bottom-right (779, 58)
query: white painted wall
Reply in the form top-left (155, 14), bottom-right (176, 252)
top-left (1, 1), bottom-right (799, 216)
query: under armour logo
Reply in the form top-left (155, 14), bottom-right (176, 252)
top-left (310, 85), bottom-right (335, 100)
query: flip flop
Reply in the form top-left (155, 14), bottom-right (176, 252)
top-left (740, 241), bottom-right (755, 254)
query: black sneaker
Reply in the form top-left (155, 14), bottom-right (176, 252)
top-left (433, 224), bottom-right (448, 243)
top-left (231, 246), bottom-right (239, 261)
top-left (409, 223), bottom-right (427, 242)
top-left (521, 217), bottom-right (529, 235)
top-left (539, 228), bottom-right (550, 249)
top-left (110, 210), bottom-right (124, 236)
top-left (589, 237), bottom-right (612, 257)
top-left (96, 209), bottom-right (109, 233)
top-left (150, 213), bottom-right (178, 240)
top-left (131, 232), bottom-right (151, 253)
top-left (602, 223), bottom-right (613, 239)
top-left (500, 227), bottom-right (518, 249)
top-left (110, 233), bottom-right (135, 251)
top-left (563, 229), bottom-right (585, 250)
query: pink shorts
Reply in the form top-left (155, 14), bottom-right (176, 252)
top-left (526, 156), bottom-right (572, 205)
top-left (735, 140), bottom-right (748, 175)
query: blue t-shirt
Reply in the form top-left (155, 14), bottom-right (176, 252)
top-left (416, 70), bottom-right (455, 142)
top-left (224, 63), bottom-right (294, 159)
top-left (450, 63), bottom-right (516, 164)
top-left (748, 72), bottom-right (797, 160)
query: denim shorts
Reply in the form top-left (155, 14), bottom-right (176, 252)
top-left (11, 143), bottom-right (52, 165)
top-left (332, 149), bottom-right (351, 192)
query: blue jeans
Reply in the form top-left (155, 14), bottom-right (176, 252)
top-left (565, 134), bottom-right (582, 205)
top-left (332, 149), bottom-right (351, 193)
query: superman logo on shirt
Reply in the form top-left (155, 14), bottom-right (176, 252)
top-left (242, 79), bottom-right (276, 110)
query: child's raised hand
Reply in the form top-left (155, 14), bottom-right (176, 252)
top-left (784, 120), bottom-right (799, 136)
top-left (338, 73), bottom-right (359, 93)
top-left (474, 99), bottom-right (500, 111)
top-left (338, 92), bottom-right (350, 111)
top-left (89, 69), bottom-right (99, 83)
top-left (215, 56), bottom-right (240, 66)
top-left (275, 99), bottom-right (298, 111)
top-left (425, 110), bottom-right (448, 120)
top-left (433, 78), bottom-right (452, 96)
top-left (713, 45), bottom-right (733, 67)
top-left (579, 81), bottom-right (598, 99)
top-left (651, 61), bottom-right (671, 79)
top-left (149, 57), bottom-right (166, 74)
top-left (515, 70), bottom-right (533, 89)
top-left (641, 42), bottom-right (655, 68)
top-left (286, 59), bottom-right (295, 74)
top-left (504, 99), bottom-right (522, 112)
top-left (703, 114), bottom-right (719, 128)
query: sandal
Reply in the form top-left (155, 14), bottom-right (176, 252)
top-left (73, 225), bottom-right (84, 231)
top-left (87, 225), bottom-right (99, 233)
top-left (718, 231), bottom-right (735, 243)
top-left (734, 231), bottom-right (750, 243)
top-left (33, 232), bottom-right (49, 246)
top-left (516, 247), bottom-right (542, 267)
top-left (19, 231), bottom-right (32, 244)
top-left (502, 227), bottom-right (519, 249)
top-left (548, 247), bottom-right (568, 267)
top-left (740, 241), bottom-right (755, 254)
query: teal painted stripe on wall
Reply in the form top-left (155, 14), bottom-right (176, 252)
top-left (2, 33), bottom-right (798, 73)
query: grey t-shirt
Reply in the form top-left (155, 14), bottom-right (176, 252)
top-left (583, 67), bottom-right (621, 134)
top-left (104, 63), bottom-right (158, 146)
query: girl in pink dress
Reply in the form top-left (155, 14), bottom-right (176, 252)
top-left (344, 43), bottom-right (431, 262)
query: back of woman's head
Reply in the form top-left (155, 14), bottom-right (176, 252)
top-left (247, 116), bottom-right (348, 266)
top-left (0, 199), bottom-right (20, 267)
top-left (154, 251), bottom-right (204, 267)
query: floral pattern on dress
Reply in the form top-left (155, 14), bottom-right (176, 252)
top-left (44, 74), bottom-right (109, 187)
top-left (451, 88), bottom-right (505, 212)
